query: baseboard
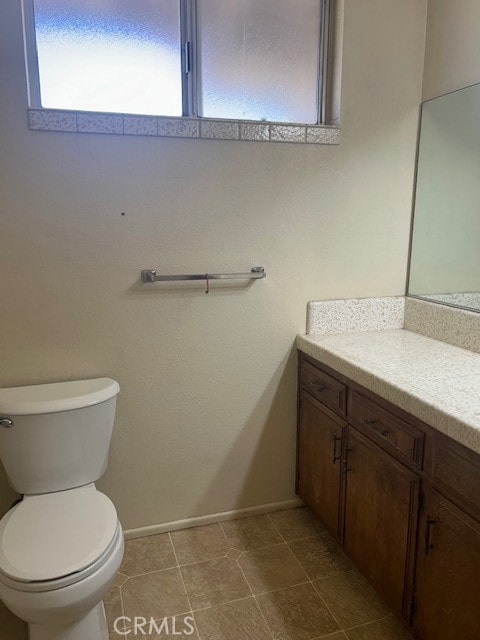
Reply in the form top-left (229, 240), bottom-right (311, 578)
top-left (123, 498), bottom-right (304, 540)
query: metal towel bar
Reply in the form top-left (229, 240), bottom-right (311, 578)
top-left (140, 266), bottom-right (266, 283)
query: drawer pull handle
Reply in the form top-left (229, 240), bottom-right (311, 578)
top-left (332, 434), bottom-right (342, 464)
top-left (364, 418), bottom-right (389, 438)
top-left (425, 517), bottom-right (437, 556)
top-left (309, 380), bottom-right (329, 393)
top-left (343, 447), bottom-right (353, 473)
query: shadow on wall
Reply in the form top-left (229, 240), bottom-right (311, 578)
top-left (0, 345), bottom-right (299, 522)
top-left (192, 345), bottom-right (298, 517)
top-left (0, 465), bottom-right (17, 517)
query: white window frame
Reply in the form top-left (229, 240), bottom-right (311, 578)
top-left (21, 0), bottom-right (340, 145)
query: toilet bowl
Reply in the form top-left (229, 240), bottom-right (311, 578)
top-left (0, 378), bottom-right (123, 640)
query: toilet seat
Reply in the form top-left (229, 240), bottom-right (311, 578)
top-left (0, 485), bottom-right (118, 588)
top-left (0, 524), bottom-right (123, 594)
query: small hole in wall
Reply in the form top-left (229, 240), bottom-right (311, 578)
top-left (121, 212), bottom-right (126, 216)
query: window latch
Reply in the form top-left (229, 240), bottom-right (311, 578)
top-left (183, 41), bottom-right (192, 75)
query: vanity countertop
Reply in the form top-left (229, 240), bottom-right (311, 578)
top-left (297, 329), bottom-right (480, 455)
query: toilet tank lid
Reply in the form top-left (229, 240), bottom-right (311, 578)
top-left (0, 378), bottom-right (120, 415)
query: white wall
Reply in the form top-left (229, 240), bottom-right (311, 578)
top-left (423, 0), bottom-right (480, 100)
top-left (0, 0), bottom-right (426, 528)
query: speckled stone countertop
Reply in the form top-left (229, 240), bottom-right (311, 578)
top-left (297, 330), bottom-right (480, 455)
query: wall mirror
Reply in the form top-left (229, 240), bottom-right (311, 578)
top-left (408, 82), bottom-right (480, 312)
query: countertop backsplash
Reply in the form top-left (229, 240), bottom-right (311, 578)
top-left (306, 295), bottom-right (480, 354)
top-left (306, 297), bottom-right (405, 335)
top-left (404, 297), bottom-right (480, 354)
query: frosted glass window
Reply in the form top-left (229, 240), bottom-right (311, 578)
top-left (197, 0), bottom-right (321, 123)
top-left (33, 0), bottom-right (182, 116)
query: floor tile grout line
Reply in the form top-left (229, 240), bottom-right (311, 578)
top-left (117, 583), bottom-right (126, 634)
top-left (252, 595), bottom-right (276, 640)
top-left (217, 521), bottom-right (232, 547)
top-left (310, 574), bottom-right (396, 634)
top-left (234, 519), bottom-right (318, 640)
top-left (175, 552), bottom-right (230, 569)
top-left (234, 554), bottom-right (275, 640)
top-left (121, 547), bottom-right (237, 575)
top-left (190, 610), bottom-right (205, 640)
top-left (119, 563), bottom-right (180, 580)
top-left (223, 513), bottom-right (400, 635)
top-left (311, 566), bottom-right (374, 633)
top-left (280, 521), bottom-right (356, 633)
top-left (190, 594), bottom-right (256, 614)
top-left (238, 540), bottom-right (288, 553)
top-left (124, 531), bottom-right (329, 572)
top-left (174, 541), bottom-right (293, 567)
top-left (168, 532), bottom-right (195, 616)
top-left (174, 534), bottom-right (331, 565)
top-left (169, 522), bottom-right (232, 566)
top-left (266, 512), bottom-right (331, 589)
top-left (124, 524), bottom-right (329, 578)
top-left (311, 631), bottom-right (349, 640)
top-left (340, 612), bottom-right (394, 632)
top-left (271, 511), bottom-right (396, 635)
top-left (267, 510), bottom-right (336, 544)
top-left (218, 521), bottom-right (230, 546)
top-left (309, 578), bottom-right (343, 632)
top-left (118, 510), bottom-right (401, 639)
top-left (220, 513), bottom-right (310, 597)
top-left (266, 513), bottom-right (288, 543)
top-left (219, 521), bottom-right (288, 554)
top-left (313, 566), bottom-right (356, 584)
top-left (254, 579), bottom-right (312, 598)
top-left (232, 525), bottom-right (311, 598)
top-left (283, 539), bottom-right (312, 583)
top-left (234, 558), bottom-right (255, 598)
top-left (233, 551), bottom-right (275, 637)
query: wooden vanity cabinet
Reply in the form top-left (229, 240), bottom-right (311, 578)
top-left (343, 428), bottom-right (419, 617)
top-left (413, 485), bottom-right (480, 640)
top-left (297, 351), bottom-right (480, 639)
top-left (297, 391), bottom-right (345, 538)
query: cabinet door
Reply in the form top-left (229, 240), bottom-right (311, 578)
top-left (413, 485), bottom-right (480, 640)
top-left (297, 392), bottom-right (345, 537)
top-left (343, 428), bottom-right (419, 617)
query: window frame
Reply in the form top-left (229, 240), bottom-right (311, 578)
top-left (21, 0), bottom-right (339, 144)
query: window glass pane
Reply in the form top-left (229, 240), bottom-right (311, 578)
top-left (33, 0), bottom-right (182, 116)
top-left (197, 0), bottom-right (321, 123)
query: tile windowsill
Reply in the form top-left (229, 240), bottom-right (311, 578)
top-left (27, 108), bottom-right (341, 146)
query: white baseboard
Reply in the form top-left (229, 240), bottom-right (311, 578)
top-left (124, 498), bottom-right (304, 541)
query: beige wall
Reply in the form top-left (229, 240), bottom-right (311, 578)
top-left (0, 0), bottom-right (426, 529)
top-left (423, 0), bottom-right (480, 100)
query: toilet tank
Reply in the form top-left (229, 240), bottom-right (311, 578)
top-left (0, 378), bottom-right (120, 495)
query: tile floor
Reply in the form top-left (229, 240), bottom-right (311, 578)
top-left (0, 508), bottom-right (412, 640)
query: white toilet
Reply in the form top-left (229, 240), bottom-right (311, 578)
top-left (0, 378), bottom-right (124, 640)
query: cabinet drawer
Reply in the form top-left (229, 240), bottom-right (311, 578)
top-left (428, 434), bottom-right (480, 519)
top-left (349, 391), bottom-right (424, 468)
top-left (300, 360), bottom-right (346, 416)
